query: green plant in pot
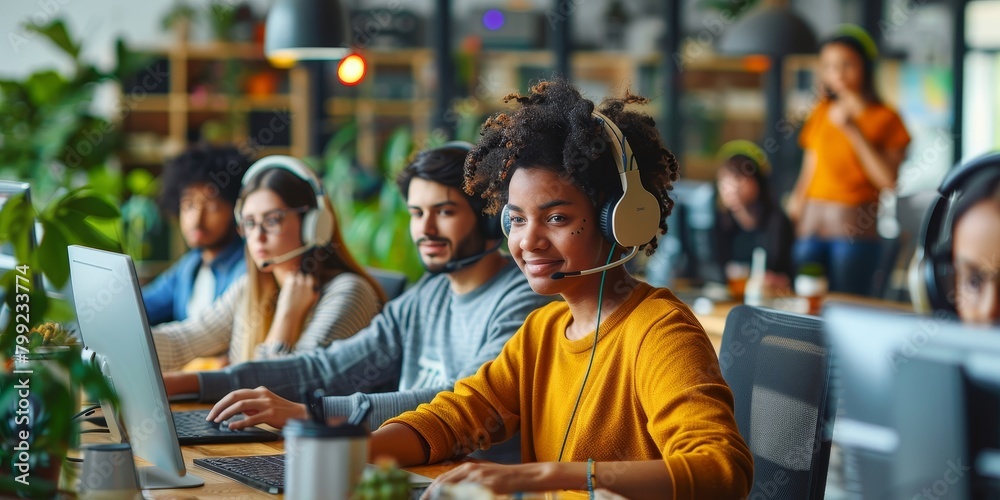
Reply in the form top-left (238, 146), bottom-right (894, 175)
top-left (0, 19), bottom-right (149, 207)
top-left (0, 189), bottom-right (121, 497)
top-left (319, 124), bottom-right (425, 283)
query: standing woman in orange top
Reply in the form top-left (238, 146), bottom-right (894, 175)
top-left (787, 25), bottom-right (911, 295)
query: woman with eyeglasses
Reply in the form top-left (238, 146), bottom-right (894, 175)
top-left (151, 161), bottom-right (387, 372)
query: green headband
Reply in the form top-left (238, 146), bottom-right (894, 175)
top-left (834, 23), bottom-right (878, 61)
top-left (717, 140), bottom-right (770, 176)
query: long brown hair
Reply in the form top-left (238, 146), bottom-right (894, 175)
top-left (238, 168), bottom-right (387, 361)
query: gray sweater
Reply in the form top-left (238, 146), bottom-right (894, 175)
top-left (198, 260), bottom-right (552, 430)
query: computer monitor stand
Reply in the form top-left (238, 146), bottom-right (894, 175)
top-left (138, 466), bottom-right (205, 489)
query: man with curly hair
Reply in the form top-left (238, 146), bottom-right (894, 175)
top-left (142, 144), bottom-right (252, 325)
top-left (368, 80), bottom-right (753, 499)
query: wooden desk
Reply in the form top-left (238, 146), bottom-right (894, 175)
top-left (688, 291), bottom-right (913, 353)
top-left (77, 404), bottom-right (461, 499)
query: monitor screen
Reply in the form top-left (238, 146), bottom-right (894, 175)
top-left (892, 324), bottom-right (1000, 500)
top-left (67, 245), bottom-right (203, 489)
top-left (642, 179), bottom-right (722, 288)
top-left (824, 303), bottom-right (934, 497)
top-left (824, 302), bottom-right (996, 498)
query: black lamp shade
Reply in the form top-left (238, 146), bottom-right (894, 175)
top-left (718, 6), bottom-right (818, 57)
top-left (265, 0), bottom-right (350, 62)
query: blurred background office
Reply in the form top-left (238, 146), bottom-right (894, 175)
top-left (0, 0), bottom-right (993, 302)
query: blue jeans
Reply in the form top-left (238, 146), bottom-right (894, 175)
top-left (793, 237), bottom-right (882, 296)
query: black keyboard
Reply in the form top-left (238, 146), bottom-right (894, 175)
top-left (172, 409), bottom-right (281, 445)
top-left (194, 455), bottom-right (285, 494)
top-left (193, 455), bottom-right (433, 497)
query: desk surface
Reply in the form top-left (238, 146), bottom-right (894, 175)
top-left (689, 291), bottom-right (913, 352)
top-left (78, 404), bottom-right (460, 499)
top-left (82, 293), bottom-right (910, 498)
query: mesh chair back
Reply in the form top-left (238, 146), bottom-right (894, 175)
top-left (719, 305), bottom-right (834, 500)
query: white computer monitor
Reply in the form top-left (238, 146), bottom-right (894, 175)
top-left (67, 245), bottom-right (203, 489)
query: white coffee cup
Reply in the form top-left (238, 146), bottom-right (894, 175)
top-left (283, 418), bottom-right (369, 500)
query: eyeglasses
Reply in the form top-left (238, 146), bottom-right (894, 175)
top-left (237, 206), bottom-right (308, 236)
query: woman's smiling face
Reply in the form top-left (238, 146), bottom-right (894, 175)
top-left (505, 167), bottom-right (610, 296)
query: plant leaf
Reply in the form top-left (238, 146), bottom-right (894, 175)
top-left (380, 127), bottom-right (413, 176)
top-left (37, 219), bottom-right (70, 289)
top-left (56, 212), bottom-right (121, 252)
top-left (24, 70), bottom-right (68, 106)
top-left (25, 19), bottom-right (81, 59)
top-left (0, 192), bottom-right (36, 263)
top-left (61, 191), bottom-right (120, 218)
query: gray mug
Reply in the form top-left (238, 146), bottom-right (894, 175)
top-left (78, 443), bottom-right (142, 499)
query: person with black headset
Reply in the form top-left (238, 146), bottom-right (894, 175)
top-left (151, 156), bottom-right (387, 371)
top-left (367, 81), bottom-right (752, 499)
top-left (162, 144), bottom-right (552, 463)
top-left (911, 151), bottom-right (1000, 325)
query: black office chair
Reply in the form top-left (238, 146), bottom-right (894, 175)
top-left (719, 305), bottom-right (835, 500)
top-left (365, 267), bottom-right (408, 301)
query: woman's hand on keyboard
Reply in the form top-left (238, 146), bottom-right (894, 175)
top-left (206, 386), bottom-right (308, 430)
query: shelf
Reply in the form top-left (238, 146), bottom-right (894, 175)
top-left (130, 41), bottom-right (267, 60)
top-left (187, 94), bottom-right (292, 112)
top-left (256, 146), bottom-right (292, 158)
top-left (182, 42), bottom-right (265, 59)
top-left (127, 95), bottom-right (174, 112)
top-left (327, 98), bottom-right (432, 117)
top-left (118, 152), bottom-right (165, 165)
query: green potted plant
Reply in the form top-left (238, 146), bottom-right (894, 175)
top-left (0, 183), bottom-right (122, 499)
top-left (318, 124), bottom-right (425, 283)
top-left (0, 20), bottom-right (149, 206)
top-left (161, 1), bottom-right (197, 42)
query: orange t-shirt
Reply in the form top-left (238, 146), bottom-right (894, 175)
top-left (799, 100), bottom-right (910, 205)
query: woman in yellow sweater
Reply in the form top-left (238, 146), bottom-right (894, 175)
top-left (367, 80), bottom-right (753, 499)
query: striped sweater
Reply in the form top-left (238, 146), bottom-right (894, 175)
top-left (151, 272), bottom-right (380, 372)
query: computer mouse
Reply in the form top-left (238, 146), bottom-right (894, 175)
top-left (218, 413), bottom-right (248, 432)
top-left (218, 420), bottom-right (242, 432)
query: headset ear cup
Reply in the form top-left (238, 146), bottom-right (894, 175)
top-left (300, 210), bottom-right (318, 247)
top-left (598, 195), bottom-right (620, 245)
top-left (500, 205), bottom-right (512, 238)
top-left (310, 208), bottom-right (334, 247)
top-left (482, 213), bottom-right (504, 241)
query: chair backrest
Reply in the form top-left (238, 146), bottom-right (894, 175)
top-left (366, 267), bottom-right (408, 301)
top-left (719, 305), bottom-right (834, 500)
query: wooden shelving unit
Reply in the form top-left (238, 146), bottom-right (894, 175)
top-left (117, 37), bottom-right (311, 174)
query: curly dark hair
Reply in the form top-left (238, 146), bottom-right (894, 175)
top-left (463, 80), bottom-right (680, 255)
top-left (158, 144), bottom-right (253, 216)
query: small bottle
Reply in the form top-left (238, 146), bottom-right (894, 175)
top-left (744, 247), bottom-right (769, 307)
top-left (795, 268), bottom-right (829, 315)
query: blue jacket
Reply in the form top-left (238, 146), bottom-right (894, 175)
top-left (141, 237), bottom-right (247, 325)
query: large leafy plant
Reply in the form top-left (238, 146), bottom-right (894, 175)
top-left (0, 20), bottom-right (148, 202)
top-left (319, 124), bottom-right (427, 282)
top-left (0, 18), bottom-right (134, 497)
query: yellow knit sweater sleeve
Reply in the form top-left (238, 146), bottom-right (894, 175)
top-left (634, 306), bottom-right (754, 498)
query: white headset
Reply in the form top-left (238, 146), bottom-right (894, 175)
top-left (500, 111), bottom-right (661, 248)
top-left (235, 155), bottom-right (334, 249)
